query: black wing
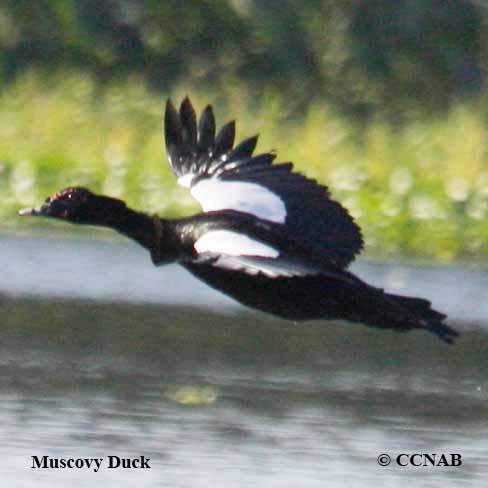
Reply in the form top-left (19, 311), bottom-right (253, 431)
top-left (165, 97), bottom-right (363, 268)
top-left (193, 252), bottom-right (326, 279)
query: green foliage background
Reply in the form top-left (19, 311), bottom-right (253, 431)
top-left (1, 1), bottom-right (488, 261)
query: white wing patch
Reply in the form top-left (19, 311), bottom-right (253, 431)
top-left (190, 179), bottom-right (286, 223)
top-left (177, 173), bottom-right (195, 188)
top-left (194, 230), bottom-right (279, 257)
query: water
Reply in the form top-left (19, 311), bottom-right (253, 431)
top-left (0, 234), bottom-right (487, 487)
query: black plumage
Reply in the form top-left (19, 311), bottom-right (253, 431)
top-left (19, 97), bottom-right (459, 344)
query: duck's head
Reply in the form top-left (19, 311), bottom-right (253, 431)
top-left (19, 187), bottom-right (126, 225)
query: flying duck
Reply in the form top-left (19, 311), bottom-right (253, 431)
top-left (19, 97), bottom-right (458, 344)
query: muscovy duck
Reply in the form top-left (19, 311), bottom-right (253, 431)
top-left (19, 97), bottom-right (458, 343)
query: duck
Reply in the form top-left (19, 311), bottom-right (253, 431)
top-left (19, 97), bottom-right (458, 344)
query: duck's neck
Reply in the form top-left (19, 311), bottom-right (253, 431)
top-left (106, 206), bottom-right (156, 249)
top-left (95, 205), bottom-right (178, 263)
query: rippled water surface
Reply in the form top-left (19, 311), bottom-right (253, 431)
top-left (0, 234), bottom-right (486, 487)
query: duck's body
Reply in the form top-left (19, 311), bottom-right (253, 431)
top-left (20, 98), bottom-right (458, 344)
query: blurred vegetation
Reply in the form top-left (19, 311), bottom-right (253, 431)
top-left (4, 72), bottom-right (488, 261)
top-left (1, 1), bottom-right (488, 261)
top-left (0, 0), bottom-right (484, 117)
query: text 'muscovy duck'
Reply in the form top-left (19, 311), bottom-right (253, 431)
top-left (20, 98), bottom-right (458, 344)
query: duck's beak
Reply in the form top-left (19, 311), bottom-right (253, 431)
top-left (18, 203), bottom-right (50, 217)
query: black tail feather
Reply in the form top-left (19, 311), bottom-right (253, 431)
top-left (423, 320), bottom-right (459, 345)
top-left (380, 292), bottom-right (459, 344)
